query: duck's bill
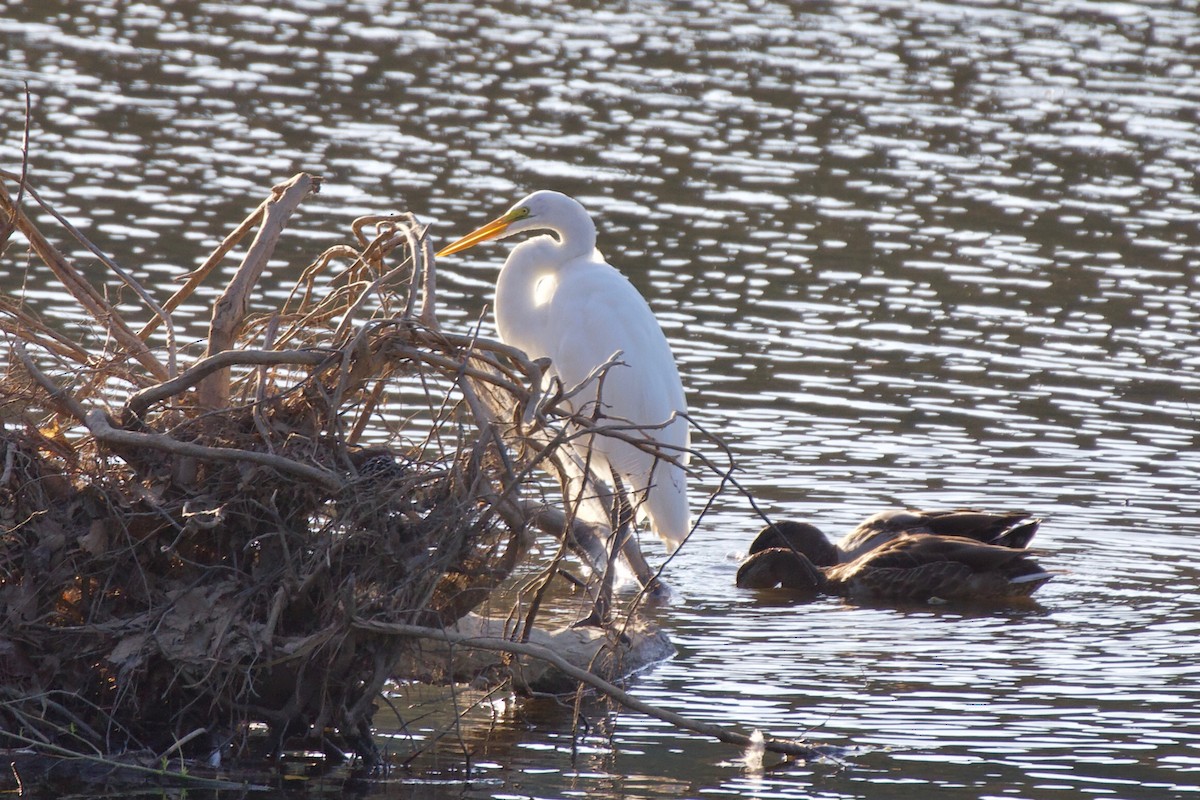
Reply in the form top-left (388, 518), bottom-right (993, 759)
top-left (435, 214), bottom-right (513, 257)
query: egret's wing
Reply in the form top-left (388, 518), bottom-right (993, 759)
top-left (541, 259), bottom-right (691, 547)
top-left (545, 263), bottom-right (686, 432)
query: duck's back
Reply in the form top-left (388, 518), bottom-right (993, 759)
top-left (829, 534), bottom-right (1051, 602)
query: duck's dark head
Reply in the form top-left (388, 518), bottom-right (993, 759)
top-left (749, 521), bottom-right (838, 567)
top-left (736, 548), bottom-right (824, 592)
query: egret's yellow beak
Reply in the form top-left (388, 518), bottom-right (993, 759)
top-left (436, 209), bottom-right (520, 258)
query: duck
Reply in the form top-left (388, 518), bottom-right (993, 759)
top-left (737, 509), bottom-right (1051, 603)
top-left (736, 533), bottom-right (1052, 602)
top-left (748, 509), bottom-right (1042, 564)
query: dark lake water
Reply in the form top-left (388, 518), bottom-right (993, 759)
top-left (3, 0), bottom-right (1200, 797)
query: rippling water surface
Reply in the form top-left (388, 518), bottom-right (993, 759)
top-left (3, 0), bottom-right (1200, 797)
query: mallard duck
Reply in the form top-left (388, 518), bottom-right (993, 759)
top-left (749, 509), bottom-right (1042, 564)
top-left (737, 510), bottom-right (1051, 603)
top-left (736, 533), bottom-right (1051, 602)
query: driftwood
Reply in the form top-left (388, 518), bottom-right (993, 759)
top-left (385, 612), bottom-right (676, 694)
top-left (0, 172), bottom-right (166, 380)
top-left (199, 173), bottom-right (319, 409)
top-left (0, 168), bottom-right (818, 788)
top-left (361, 617), bottom-right (821, 759)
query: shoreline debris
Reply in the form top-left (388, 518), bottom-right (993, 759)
top-left (0, 169), bottom-right (816, 790)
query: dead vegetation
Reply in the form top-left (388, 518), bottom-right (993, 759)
top-left (0, 169), bottom-right (816, 788)
top-left (0, 170), bottom-right (607, 768)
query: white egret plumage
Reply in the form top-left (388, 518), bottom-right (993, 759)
top-left (436, 191), bottom-right (691, 607)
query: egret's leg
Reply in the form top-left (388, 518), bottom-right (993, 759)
top-left (610, 481), bottom-right (670, 603)
top-left (617, 523), bottom-right (671, 603)
top-left (573, 473), bottom-right (634, 627)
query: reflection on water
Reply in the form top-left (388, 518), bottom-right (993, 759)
top-left (3, 0), bottom-right (1200, 797)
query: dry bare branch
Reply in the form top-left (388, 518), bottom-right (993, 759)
top-left (0, 173), bottom-right (167, 380)
top-left (138, 201), bottom-right (265, 341)
top-left (13, 340), bottom-right (89, 424)
top-left (199, 172), bottom-right (321, 408)
top-left (85, 409), bottom-right (344, 491)
top-left (124, 348), bottom-right (335, 422)
top-left (0, 297), bottom-right (93, 364)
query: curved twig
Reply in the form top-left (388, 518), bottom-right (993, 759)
top-left (86, 410), bottom-right (343, 492)
top-left (124, 347), bottom-right (335, 422)
top-left (14, 341), bottom-right (90, 424)
top-left (332, 231), bottom-right (414, 341)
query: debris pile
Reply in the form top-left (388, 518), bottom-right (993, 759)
top-left (0, 172), bottom-right (583, 767)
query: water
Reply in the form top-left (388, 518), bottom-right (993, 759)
top-left (3, 0), bottom-right (1200, 797)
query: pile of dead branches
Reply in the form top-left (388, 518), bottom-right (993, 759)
top-left (0, 171), bottom-right (597, 769)
top-left (0, 169), bottom-right (822, 785)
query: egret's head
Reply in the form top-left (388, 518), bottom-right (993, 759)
top-left (436, 191), bottom-right (586, 257)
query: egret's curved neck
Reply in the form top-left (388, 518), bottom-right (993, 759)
top-left (537, 207), bottom-right (597, 264)
top-left (493, 194), bottom-right (600, 348)
top-left (489, 237), bottom-right (547, 347)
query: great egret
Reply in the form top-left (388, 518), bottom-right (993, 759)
top-left (737, 529), bottom-right (1051, 602)
top-left (750, 509), bottom-right (1041, 564)
top-left (436, 191), bottom-right (691, 601)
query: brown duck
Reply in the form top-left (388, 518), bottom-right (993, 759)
top-left (749, 509), bottom-right (1042, 562)
top-left (737, 510), bottom-right (1051, 603)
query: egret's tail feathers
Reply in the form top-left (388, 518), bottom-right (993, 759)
top-left (642, 470), bottom-right (690, 552)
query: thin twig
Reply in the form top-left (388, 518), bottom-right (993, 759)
top-left (138, 202), bottom-right (265, 341)
top-left (14, 341), bottom-right (90, 424)
top-left (0, 297), bottom-right (93, 363)
top-left (331, 228), bottom-right (413, 341)
top-left (0, 82), bottom-right (32, 253)
top-left (155, 727), bottom-right (208, 762)
top-left (0, 172), bottom-right (180, 376)
top-left (0, 730), bottom-right (265, 791)
top-left (14, 82), bottom-right (31, 211)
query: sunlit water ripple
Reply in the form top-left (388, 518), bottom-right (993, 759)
top-left (3, 0), bottom-right (1200, 797)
